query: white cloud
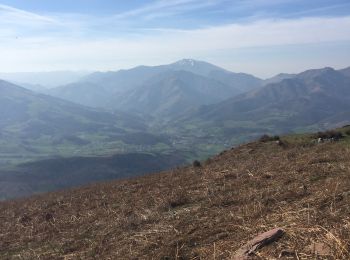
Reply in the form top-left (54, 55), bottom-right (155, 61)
top-left (0, 8), bottom-right (349, 76)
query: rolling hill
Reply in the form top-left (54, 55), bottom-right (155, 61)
top-left (1, 127), bottom-right (350, 258)
top-left (47, 66), bottom-right (167, 108)
top-left (0, 79), bottom-right (168, 166)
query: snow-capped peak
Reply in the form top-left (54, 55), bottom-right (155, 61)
top-left (176, 59), bottom-right (196, 67)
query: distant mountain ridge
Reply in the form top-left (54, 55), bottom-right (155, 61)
top-left (176, 66), bottom-right (350, 145)
top-left (48, 59), bottom-right (263, 117)
top-left (263, 73), bottom-right (296, 85)
top-left (0, 80), bottom-right (144, 135)
top-left (114, 70), bottom-right (243, 117)
top-left (337, 66), bottom-right (350, 78)
top-left (0, 71), bottom-right (90, 88)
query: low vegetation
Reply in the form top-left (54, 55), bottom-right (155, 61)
top-left (345, 129), bottom-right (350, 136)
top-left (1, 127), bottom-right (350, 258)
top-left (259, 134), bottom-right (280, 142)
top-left (315, 130), bottom-right (344, 140)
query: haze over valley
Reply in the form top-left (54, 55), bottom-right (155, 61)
top-left (1, 59), bottom-right (350, 199)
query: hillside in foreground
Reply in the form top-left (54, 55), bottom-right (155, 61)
top-left (1, 127), bottom-right (350, 259)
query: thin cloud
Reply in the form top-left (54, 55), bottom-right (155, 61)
top-left (282, 2), bottom-right (350, 18)
top-left (0, 4), bottom-right (57, 25)
top-left (112, 0), bottom-right (219, 20)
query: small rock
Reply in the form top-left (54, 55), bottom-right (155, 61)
top-left (234, 228), bottom-right (285, 259)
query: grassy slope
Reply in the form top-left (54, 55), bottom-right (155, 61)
top-left (1, 127), bottom-right (350, 259)
top-left (0, 152), bottom-right (186, 200)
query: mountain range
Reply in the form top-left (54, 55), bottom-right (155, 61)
top-left (1, 59), bottom-right (350, 199)
top-left (116, 70), bottom-right (241, 117)
top-left (174, 65), bottom-right (350, 145)
top-left (47, 60), bottom-right (350, 133)
top-left (2, 60), bottom-right (350, 162)
top-left (48, 59), bottom-right (262, 116)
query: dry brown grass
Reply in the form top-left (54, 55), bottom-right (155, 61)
top-left (1, 135), bottom-right (350, 259)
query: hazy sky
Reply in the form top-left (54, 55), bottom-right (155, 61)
top-left (0, 0), bottom-right (350, 78)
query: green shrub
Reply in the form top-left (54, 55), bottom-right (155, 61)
top-left (192, 160), bottom-right (201, 167)
top-left (259, 134), bottom-right (280, 142)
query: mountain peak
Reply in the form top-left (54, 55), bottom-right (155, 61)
top-left (168, 59), bottom-right (227, 77)
top-left (174, 59), bottom-right (200, 67)
top-left (296, 66), bottom-right (337, 80)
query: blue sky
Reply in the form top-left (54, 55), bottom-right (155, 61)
top-left (0, 0), bottom-right (350, 77)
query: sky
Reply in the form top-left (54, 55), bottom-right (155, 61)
top-left (0, 0), bottom-right (350, 78)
